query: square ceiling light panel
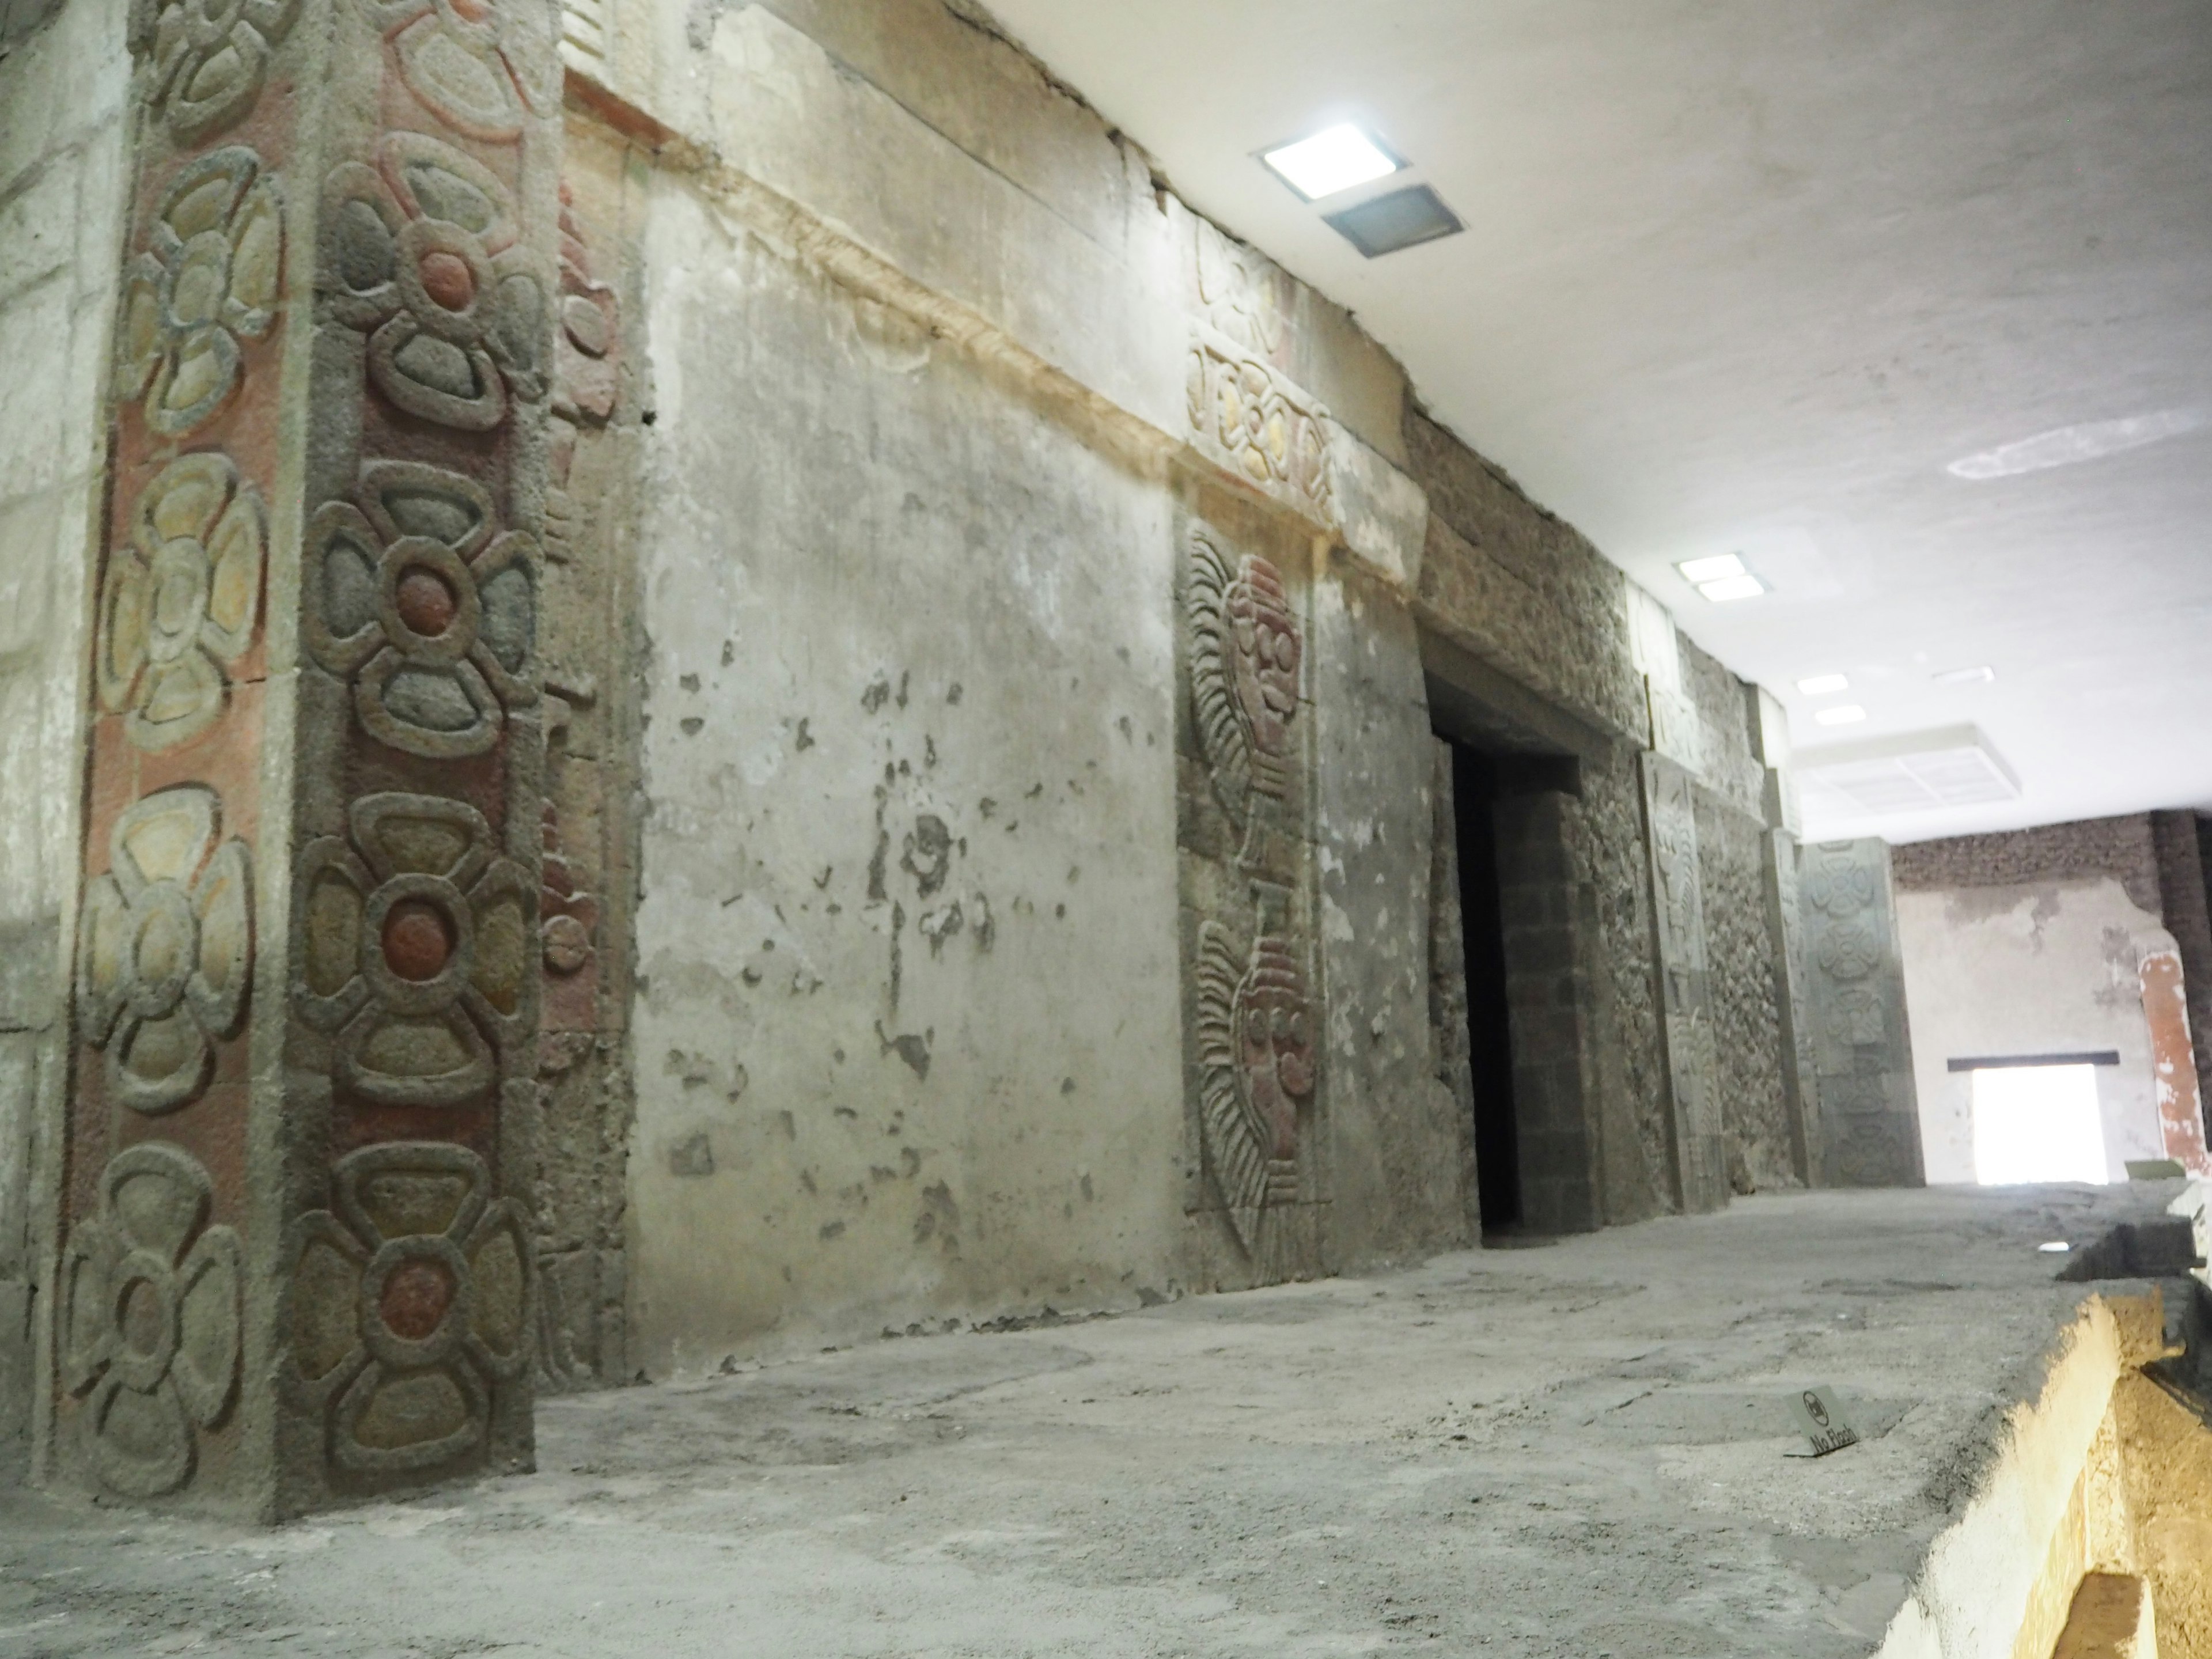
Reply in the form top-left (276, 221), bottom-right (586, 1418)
top-left (1795, 724), bottom-right (2021, 819)
top-left (1260, 124), bottom-right (1403, 200)
top-left (1323, 185), bottom-right (1464, 258)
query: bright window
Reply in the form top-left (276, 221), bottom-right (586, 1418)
top-left (1969, 1065), bottom-right (2108, 1185)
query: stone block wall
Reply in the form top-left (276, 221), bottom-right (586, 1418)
top-left (0, 0), bottom-right (130, 1478)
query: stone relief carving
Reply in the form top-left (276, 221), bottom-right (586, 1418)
top-left (1187, 535), bottom-right (1301, 842)
top-left (96, 454), bottom-right (264, 751)
top-left (319, 132), bottom-right (550, 429)
top-left (376, 0), bottom-right (559, 143)
top-left (552, 181), bottom-right (620, 425)
top-left (1184, 334), bottom-right (1332, 522)
top-left (1195, 921), bottom-right (1313, 1253)
top-left (1798, 839), bottom-right (1921, 1187)
top-left (134, 0), bottom-right (301, 142)
top-left (1641, 753), bottom-right (1726, 1212)
top-left (60, 1144), bottom-right (241, 1497)
top-left (294, 793), bottom-right (533, 1107)
top-left (114, 147), bottom-right (284, 438)
top-left (78, 787), bottom-right (252, 1115)
top-left (1194, 219), bottom-right (1289, 358)
top-left (539, 801), bottom-right (595, 979)
top-left (304, 460), bottom-right (537, 757)
top-left (283, 1142), bottom-right (532, 1473)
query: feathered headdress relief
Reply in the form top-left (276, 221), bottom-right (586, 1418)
top-left (1188, 536), bottom-right (1302, 837)
top-left (1196, 921), bottom-right (1315, 1256)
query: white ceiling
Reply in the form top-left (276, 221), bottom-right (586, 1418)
top-left (982, 0), bottom-right (2212, 842)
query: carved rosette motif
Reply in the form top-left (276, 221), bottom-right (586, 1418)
top-left (114, 148), bottom-right (285, 439)
top-left (97, 454), bottom-right (265, 751)
top-left (294, 793), bottom-right (533, 1107)
top-left (134, 0), bottom-right (302, 142)
top-left (78, 787), bottom-right (252, 1115)
top-left (319, 132), bottom-right (551, 430)
top-left (60, 1145), bottom-right (241, 1496)
top-left (304, 461), bottom-right (537, 757)
top-left (375, 0), bottom-right (559, 143)
top-left (1184, 335), bottom-right (1332, 522)
top-left (283, 1143), bottom-right (532, 1472)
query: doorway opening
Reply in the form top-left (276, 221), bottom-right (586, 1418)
top-left (1969, 1064), bottom-right (2109, 1185)
top-left (1445, 741), bottom-right (1521, 1231)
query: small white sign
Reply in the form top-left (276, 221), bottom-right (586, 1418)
top-left (1785, 1386), bottom-right (1861, 1457)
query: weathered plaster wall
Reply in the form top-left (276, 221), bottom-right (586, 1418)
top-left (0, 0), bottom-right (130, 1475)
top-left (1310, 559), bottom-right (1467, 1268)
top-left (632, 161), bottom-right (1187, 1369)
top-left (1895, 878), bottom-right (2173, 1185)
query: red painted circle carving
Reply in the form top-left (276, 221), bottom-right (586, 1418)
top-left (418, 250), bottom-right (476, 312)
top-left (381, 899), bottom-right (455, 982)
top-left (378, 1256), bottom-right (457, 1342)
top-left (394, 566), bottom-right (460, 637)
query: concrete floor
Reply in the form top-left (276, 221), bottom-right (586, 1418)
top-left (0, 1184), bottom-right (2190, 1659)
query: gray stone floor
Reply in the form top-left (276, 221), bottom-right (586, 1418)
top-left (0, 1184), bottom-right (2187, 1658)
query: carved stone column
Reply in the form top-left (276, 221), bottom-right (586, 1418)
top-left (55, 0), bottom-right (558, 1516)
top-left (1798, 838), bottom-right (1924, 1188)
top-left (1639, 752), bottom-right (1728, 1213)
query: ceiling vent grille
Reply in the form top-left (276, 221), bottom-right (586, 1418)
top-left (1796, 725), bottom-right (2020, 821)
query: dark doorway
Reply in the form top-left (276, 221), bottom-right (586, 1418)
top-left (1446, 741), bottom-right (1521, 1232)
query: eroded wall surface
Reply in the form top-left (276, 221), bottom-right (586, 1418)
top-left (0, 0), bottom-right (130, 1476)
top-left (1896, 876), bottom-right (2176, 1184)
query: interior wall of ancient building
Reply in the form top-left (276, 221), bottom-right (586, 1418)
top-left (0, 0), bottom-right (1854, 1426)
top-left (1896, 868), bottom-right (2188, 1186)
top-left (0, 0), bottom-right (131, 1476)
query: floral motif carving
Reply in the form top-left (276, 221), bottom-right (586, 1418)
top-left (96, 454), bottom-right (264, 752)
top-left (1194, 219), bottom-right (1288, 358)
top-left (293, 793), bottom-right (533, 1106)
top-left (78, 787), bottom-right (252, 1115)
top-left (375, 0), bottom-right (558, 143)
top-left (305, 460), bottom-right (537, 757)
top-left (61, 1144), bottom-right (241, 1496)
top-left (1801, 855), bottom-right (1876, 916)
top-left (134, 0), bottom-right (301, 142)
top-left (319, 131), bottom-right (550, 429)
top-left (1195, 921), bottom-right (1313, 1255)
top-left (115, 149), bottom-right (283, 439)
top-left (1813, 922), bottom-right (1881, 982)
top-left (1188, 535), bottom-right (1301, 830)
top-left (283, 1143), bottom-right (532, 1473)
top-left (1184, 334), bottom-right (1332, 521)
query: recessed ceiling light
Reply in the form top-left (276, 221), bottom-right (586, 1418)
top-left (1697, 574), bottom-right (1766, 603)
top-left (1932, 665), bottom-right (1996, 685)
top-left (1815, 704), bottom-right (1867, 726)
top-left (1259, 124), bottom-right (1403, 202)
top-left (1796, 673), bottom-right (1850, 697)
top-left (1676, 554), bottom-right (1745, 584)
top-left (1323, 185), bottom-right (1463, 258)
